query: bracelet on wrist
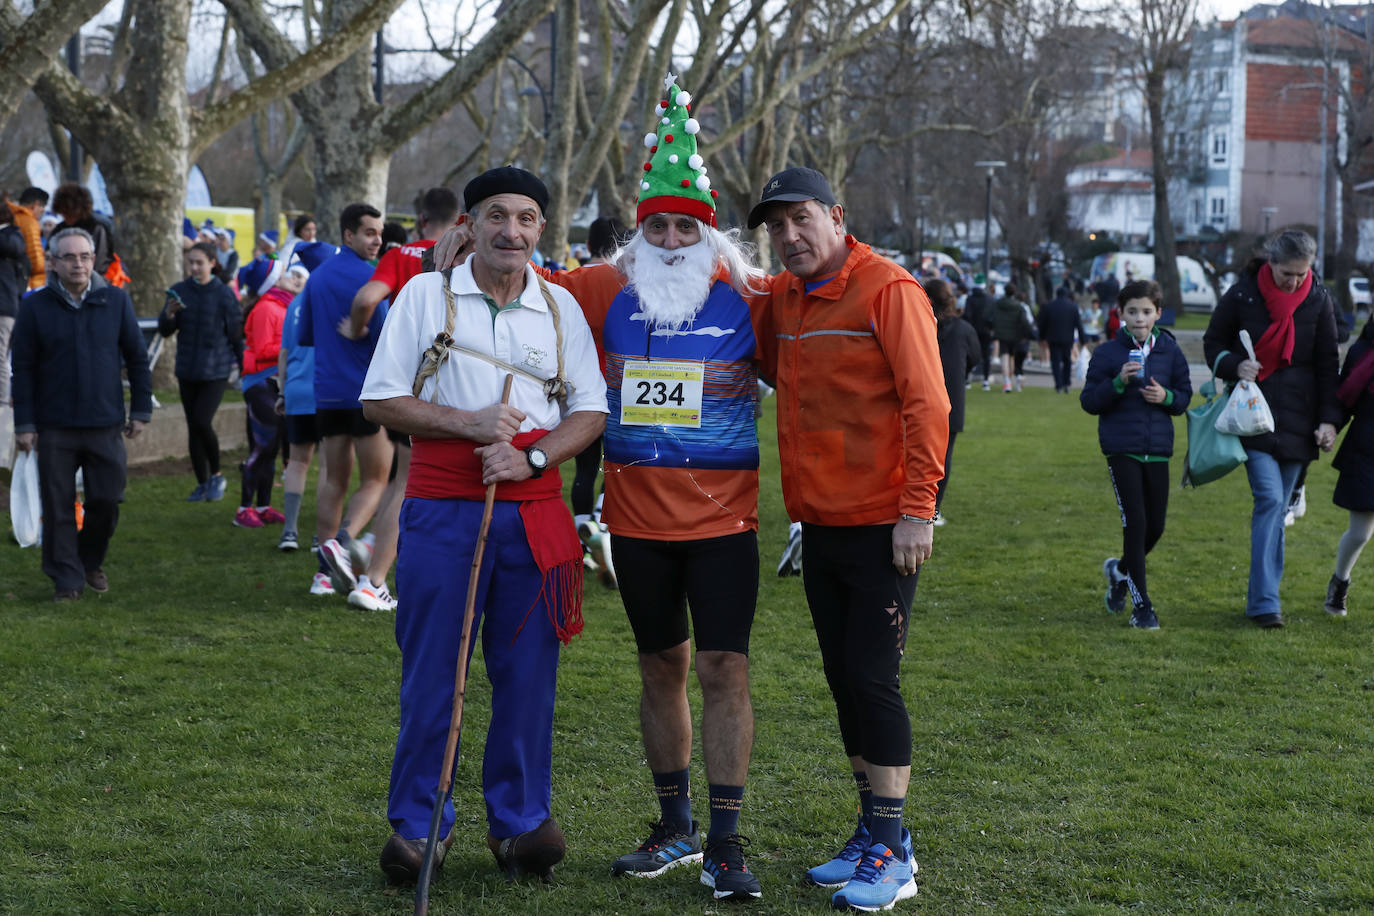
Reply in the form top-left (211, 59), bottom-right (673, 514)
top-left (900, 512), bottom-right (938, 526)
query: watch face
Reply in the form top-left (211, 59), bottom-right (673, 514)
top-left (529, 447), bottom-right (548, 469)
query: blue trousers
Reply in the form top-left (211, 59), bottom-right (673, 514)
top-left (388, 498), bottom-right (562, 840)
top-left (1243, 450), bottom-right (1304, 617)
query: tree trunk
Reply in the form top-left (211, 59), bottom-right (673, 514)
top-left (541, 1), bottom-right (580, 261)
top-left (1334, 167), bottom-right (1358, 315)
top-left (311, 124), bottom-right (392, 241)
top-left (1146, 70), bottom-right (1181, 311)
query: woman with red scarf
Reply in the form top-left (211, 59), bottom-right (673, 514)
top-left (1204, 229), bottom-right (1342, 628)
top-left (1324, 318), bottom-right (1374, 616)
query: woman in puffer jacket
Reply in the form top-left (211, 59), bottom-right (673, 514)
top-left (1203, 229), bottom-right (1342, 628)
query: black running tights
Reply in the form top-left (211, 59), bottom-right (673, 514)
top-left (1107, 455), bottom-right (1170, 607)
top-left (801, 523), bottom-right (918, 767)
top-left (178, 378), bottom-right (228, 483)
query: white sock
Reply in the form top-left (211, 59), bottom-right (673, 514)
top-left (357, 574), bottom-right (373, 590)
top-left (574, 513), bottom-right (591, 527)
top-left (361, 532), bottom-right (376, 548)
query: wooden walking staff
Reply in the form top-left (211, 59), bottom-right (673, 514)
top-left (415, 373), bottom-right (514, 915)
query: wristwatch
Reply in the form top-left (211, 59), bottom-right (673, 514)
top-left (524, 446), bottom-right (549, 478)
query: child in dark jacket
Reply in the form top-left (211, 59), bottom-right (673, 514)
top-left (1080, 280), bottom-right (1193, 629)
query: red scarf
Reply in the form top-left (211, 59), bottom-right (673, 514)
top-left (408, 430), bottom-right (584, 646)
top-left (1253, 263), bottom-right (1312, 381)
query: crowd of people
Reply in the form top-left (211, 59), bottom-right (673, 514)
top-left (5, 72), bottom-right (1373, 913)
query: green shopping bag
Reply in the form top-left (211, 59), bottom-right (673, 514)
top-left (1182, 351), bottom-right (1247, 487)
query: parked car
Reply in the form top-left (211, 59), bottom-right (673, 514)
top-left (1089, 252), bottom-right (1218, 312)
top-left (1349, 275), bottom-right (1371, 313)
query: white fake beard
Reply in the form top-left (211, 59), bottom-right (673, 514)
top-left (625, 238), bottom-right (716, 333)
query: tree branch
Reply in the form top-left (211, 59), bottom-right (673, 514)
top-left (203, 0), bottom-right (406, 157)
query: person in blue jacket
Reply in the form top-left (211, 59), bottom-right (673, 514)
top-left (1080, 279), bottom-right (1192, 629)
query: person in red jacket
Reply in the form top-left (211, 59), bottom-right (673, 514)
top-left (233, 258), bottom-right (305, 529)
top-left (748, 167), bottom-right (948, 912)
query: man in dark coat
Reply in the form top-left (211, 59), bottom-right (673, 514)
top-left (1038, 285), bottom-right (1085, 393)
top-left (11, 227), bottom-right (152, 601)
top-left (962, 284), bottom-right (996, 389)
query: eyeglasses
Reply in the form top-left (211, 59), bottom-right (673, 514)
top-left (55, 252), bottom-right (95, 264)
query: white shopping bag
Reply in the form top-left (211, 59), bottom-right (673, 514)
top-left (1073, 347), bottom-right (1090, 383)
top-left (10, 448), bottom-right (41, 548)
top-left (1214, 329), bottom-right (1275, 437)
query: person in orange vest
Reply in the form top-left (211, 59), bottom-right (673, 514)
top-left (8, 187), bottom-right (48, 290)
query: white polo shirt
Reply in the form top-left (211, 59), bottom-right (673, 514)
top-left (360, 259), bottom-right (608, 430)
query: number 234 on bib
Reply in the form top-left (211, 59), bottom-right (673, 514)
top-left (620, 359), bottom-right (704, 428)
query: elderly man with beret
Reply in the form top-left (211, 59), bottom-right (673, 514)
top-left (360, 167), bottom-right (607, 886)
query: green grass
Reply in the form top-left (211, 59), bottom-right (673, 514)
top-left (2, 392), bottom-right (1373, 914)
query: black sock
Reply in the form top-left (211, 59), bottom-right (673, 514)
top-left (870, 795), bottom-right (906, 859)
top-left (854, 770), bottom-right (874, 827)
top-left (652, 768), bottom-right (691, 833)
top-left (707, 784), bottom-right (743, 843)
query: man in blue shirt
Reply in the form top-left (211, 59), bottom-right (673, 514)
top-left (296, 203), bottom-right (392, 594)
top-left (11, 227), bottom-right (152, 600)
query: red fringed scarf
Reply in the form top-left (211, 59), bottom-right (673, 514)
top-left (1253, 263), bottom-right (1313, 381)
top-left (408, 430), bottom-right (584, 645)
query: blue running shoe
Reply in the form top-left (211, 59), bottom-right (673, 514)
top-left (611, 820), bottom-right (702, 878)
top-left (806, 821), bottom-right (870, 887)
top-left (808, 824), bottom-right (913, 888)
top-left (185, 481), bottom-right (208, 502)
top-left (207, 473), bottom-right (228, 502)
top-left (1103, 558), bottom-right (1128, 613)
top-left (700, 833), bottom-right (762, 900)
top-left (831, 842), bottom-right (917, 911)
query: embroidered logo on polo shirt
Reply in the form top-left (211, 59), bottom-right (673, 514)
top-left (522, 344), bottom-right (547, 368)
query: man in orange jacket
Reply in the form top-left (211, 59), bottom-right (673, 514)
top-left (748, 167), bottom-right (948, 912)
top-left (9, 187), bottom-right (48, 290)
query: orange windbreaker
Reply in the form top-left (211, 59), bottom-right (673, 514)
top-left (7, 202), bottom-right (44, 290)
top-left (754, 238), bottom-right (949, 525)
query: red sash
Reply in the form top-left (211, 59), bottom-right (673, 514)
top-left (408, 429), bottom-right (584, 645)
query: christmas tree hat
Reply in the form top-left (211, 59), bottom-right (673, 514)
top-left (637, 73), bottom-right (717, 227)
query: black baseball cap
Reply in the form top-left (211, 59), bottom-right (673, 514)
top-left (746, 167), bottom-right (837, 228)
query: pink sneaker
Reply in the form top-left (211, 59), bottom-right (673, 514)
top-left (256, 506), bottom-right (286, 524)
top-left (232, 507), bottom-right (264, 528)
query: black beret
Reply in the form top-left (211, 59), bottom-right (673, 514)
top-left (463, 166), bottom-right (550, 216)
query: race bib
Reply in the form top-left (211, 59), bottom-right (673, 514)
top-left (620, 359), bottom-right (704, 428)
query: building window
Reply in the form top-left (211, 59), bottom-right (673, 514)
top-left (1215, 70), bottom-right (1228, 94)
top-left (1193, 199), bottom-right (1203, 223)
top-left (1211, 129), bottom-right (1228, 166)
top-left (1210, 194), bottom-right (1227, 226)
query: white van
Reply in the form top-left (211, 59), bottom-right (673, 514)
top-left (1089, 252), bottom-right (1218, 312)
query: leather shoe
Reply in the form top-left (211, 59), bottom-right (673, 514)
top-left (379, 829), bottom-right (454, 886)
top-left (487, 817), bottom-right (565, 882)
top-left (85, 568), bottom-right (109, 593)
top-left (1251, 613), bottom-right (1285, 629)
top-left (53, 589), bottom-right (82, 603)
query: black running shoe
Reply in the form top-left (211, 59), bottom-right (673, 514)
top-left (611, 820), bottom-right (702, 878)
top-left (1103, 558), bottom-right (1128, 614)
top-left (700, 833), bottom-right (762, 901)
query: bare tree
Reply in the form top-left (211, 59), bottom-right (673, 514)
top-left (1310, 13), bottom-right (1370, 313)
top-left (0, 0), bottom-right (109, 131)
top-left (28, 0), bottom-right (405, 319)
top-left (1135, 0), bottom-right (1198, 310)
top-left (226, 0), bottom-right (557, 241)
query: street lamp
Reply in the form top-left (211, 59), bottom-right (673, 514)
top-left (507, 55), bottom-right (551, 138)
top-left (974, 161), bottom-right (1005, 287)
top-left (914, 194), bottom-right (932, 273)
top-left (1261, 206), bottom-right (1278, 234)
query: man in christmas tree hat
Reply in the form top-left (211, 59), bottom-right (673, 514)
top-left (598, 73), bottom-right (770, 903)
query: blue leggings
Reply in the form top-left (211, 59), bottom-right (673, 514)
top-left (388, 498), bottom-right (563, 840)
